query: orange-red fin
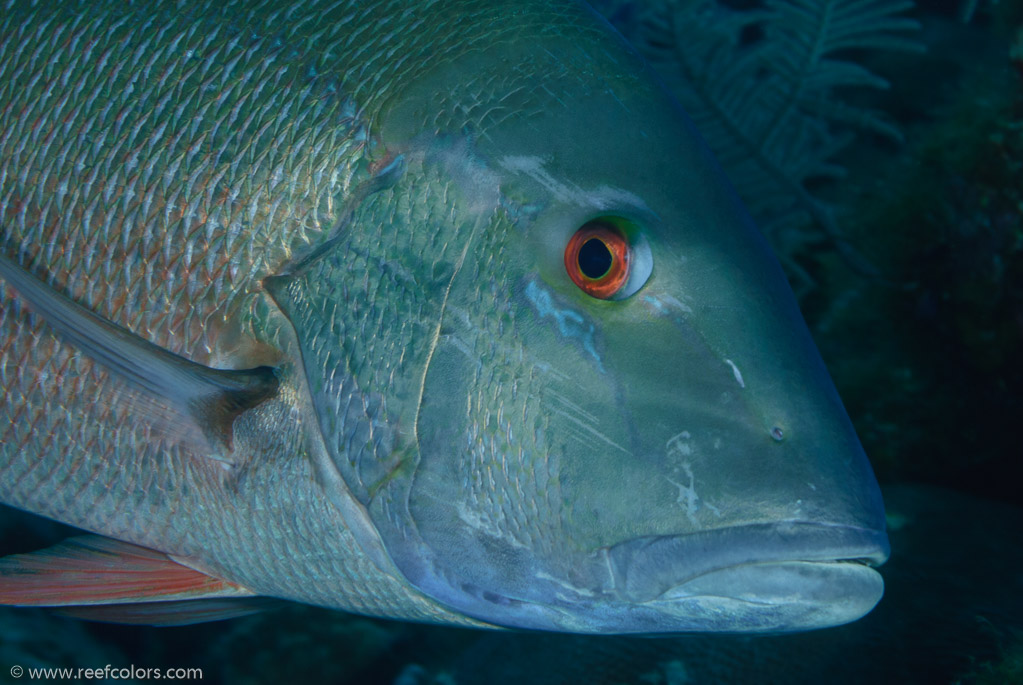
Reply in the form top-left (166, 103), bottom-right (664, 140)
top-left (53, 598), bottom-right (278, 626)
top-left (0, 535), bottom-right (261, 624)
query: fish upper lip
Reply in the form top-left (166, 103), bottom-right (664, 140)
top-left (606, 521), bottom-right (890, 603)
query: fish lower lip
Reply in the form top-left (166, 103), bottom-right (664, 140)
top-left (658, 559), bottom-right (879, 603)
top-left (607, 521), bottom-right (890, 604)
top-left (648, 559), bottom-right (885, 632)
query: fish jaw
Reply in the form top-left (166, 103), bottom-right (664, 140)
top-left (602, 522), bottom-right (888, 633)
top-left (380, 520), bottom-right (887, 634)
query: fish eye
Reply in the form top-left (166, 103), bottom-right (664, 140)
top-left (564, 217), bottom-right (652, 300)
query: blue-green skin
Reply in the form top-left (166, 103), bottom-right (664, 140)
top-left (0, 0), bottom-right (888, 633)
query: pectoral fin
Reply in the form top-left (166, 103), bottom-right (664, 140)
top-left (0, 251), bottom-right (278, 455)
top-left (0, 535), bottom-right (271, 625)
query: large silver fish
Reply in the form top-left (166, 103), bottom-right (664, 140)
top-left (0, 0), bottom-right (888, 633)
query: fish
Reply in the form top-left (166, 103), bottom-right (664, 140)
top-left (0, 0), bottom-right (889, 633)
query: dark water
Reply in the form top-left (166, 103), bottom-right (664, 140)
top-left (2, 0), bottom-right (1022, 683)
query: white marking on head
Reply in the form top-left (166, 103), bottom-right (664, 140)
top-left (667, 463), bottom-right (700, 525)
top-left (524, 280), bottom-right (603, 370)
top-left (666, 431), bottom-right (693, 457)
top-left (724, 359), bottom-right (745, 389)
top-left (664, 435), bottom-right (722, 523)
top-left (658, 294), bottom-right (693, 315)
top-left (498, 155), bottom-right (652, 213)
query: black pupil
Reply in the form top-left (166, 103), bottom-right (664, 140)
top-left (578, 238), bottom-right (613, 279)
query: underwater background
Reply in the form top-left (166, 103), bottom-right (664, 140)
top-left (1, 0), bottom-right (1021, 682)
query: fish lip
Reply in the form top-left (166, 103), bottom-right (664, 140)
top-left (638, 559), bottom-right (886, 633)
top-left (606, 520), bottom-right (890, 604)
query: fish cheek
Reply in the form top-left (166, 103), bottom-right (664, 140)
top-left (396, 269), bottom-right (628, 602)
top-left (398, 310), bottom-right (560, 607)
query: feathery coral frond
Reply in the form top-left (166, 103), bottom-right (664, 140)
top-left (591, 0), bottom-right (923, 293)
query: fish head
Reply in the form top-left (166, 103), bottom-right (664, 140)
top-left (271, 12), bottom-right (888, 634)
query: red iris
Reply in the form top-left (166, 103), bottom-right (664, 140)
top-left (564, 221), bottom-right (630, 299)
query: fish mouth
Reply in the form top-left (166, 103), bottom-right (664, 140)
top-left (400, 519), bottom-right (889, 634)
top-left (599, 521), bottom-right (889, 633)
top-left (607, 520), bottom-right (889, 601)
